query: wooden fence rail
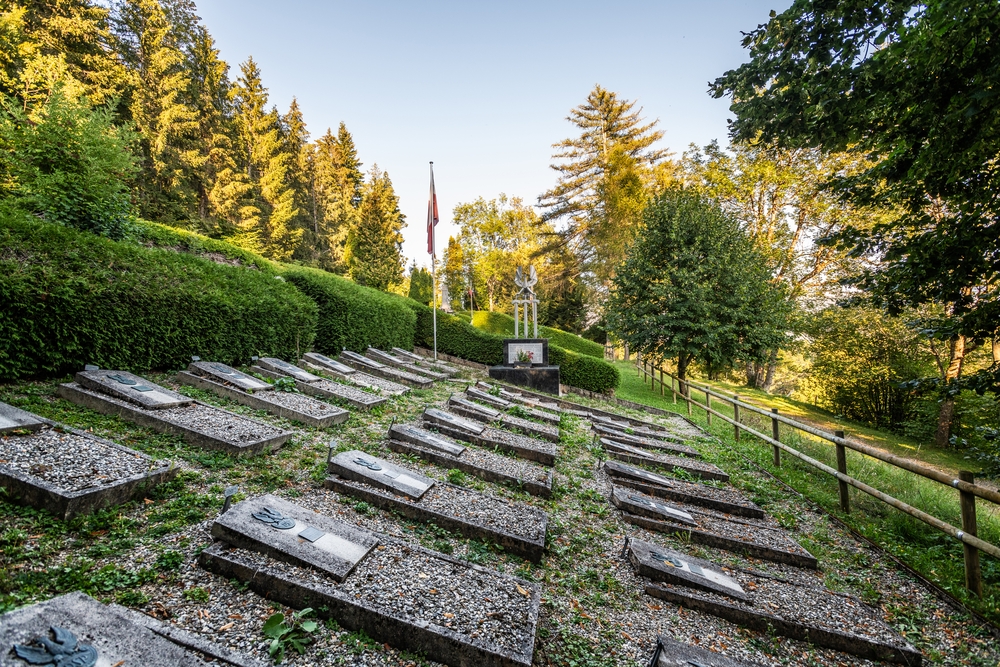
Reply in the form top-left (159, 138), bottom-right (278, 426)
top-left (635, 356), bottom-right (998, 596)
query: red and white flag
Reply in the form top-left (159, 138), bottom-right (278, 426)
top-left (427, 163), bottom-right (439, 256)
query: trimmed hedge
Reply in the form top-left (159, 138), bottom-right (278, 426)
top-left (134, 221), bottom-right (279, 273)
top-left (0, 215), bottom-right (317, 380)
top-left (408, 303), bottom-right (620, 393)
top-left (283, 267), bottom-right (416, 354)
top-left (471, 310), bottom-right (605, 358)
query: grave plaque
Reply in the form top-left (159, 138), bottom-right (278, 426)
top-left (302, 352), bottom-right (356, 375)
top-left (651, 635), bottom-right (766, 667)
top-left (466, 386), bottom-right (512, 408)
top-left (448, 395), bottom-right (502, 420)
top-left (0, 592), bottom-right (265, 667)
top-left (0, 402), bottom-right (44, 434)
top-left (613, 487), bottom-right (698, 526)
top-left (423, 408), bottom-right (486, 435)
top-left (212, 494), bottom-right (379, 582)
top-left (388, 424), bottom-right (467, 457)
top-left (341, 350), bottom-right (384, 369)
top-left (188, 361), bottom-right (272, 391)
top-left (257, 357), bottom-right (319, 383)
top-left (330, 450), bottom-right (435, 499)
top-left (74, 370), bottom-right (191, 410)
top-left (506, 341), bottom-right (545, 365)
top-left (628, 538), bottom-right (747, 601)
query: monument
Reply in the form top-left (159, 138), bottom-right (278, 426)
top-left (488, 266), bottom-right (561, 394)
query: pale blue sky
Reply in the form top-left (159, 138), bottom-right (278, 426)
top-left (194, 0), bottom-right (787, 267)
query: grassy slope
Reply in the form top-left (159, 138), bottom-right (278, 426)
top-left (611, 360), bottom-right (1000, 624)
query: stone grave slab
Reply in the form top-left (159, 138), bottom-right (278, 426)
top-left (177, 369), bottom-right (349, 428)
top-left (448, 394), bottom-right (503, 420)
top-left (423, 407), bottom-right (486, 435)
top-left (347, 370), bottom-right (411, 395)
top-left (257, 357), bottom-right (319, 383)
top-left (603, 460), bottom-right (764, 518)
top-left (75, 369), bottom-right (191, 410)
top-left (466, 385), bottom-right (513, 408)
top-left (612, 487), bottom-right (817, 568)
top-left (0, 403), bottom-right (43, 435)
top-left (387, 424), bottom-right (554, 499)
top-left (593, 422), bottom-right (696, 454)
top-left (339, 351), bottom-right (434, 389)
top-left (476, 382), bottom-right (568, 415)
top-left (303, 351), bottom-right (356, 375)
top-left (330, 450), bottom-right (435, 500)
top-left (367, 348), bottom-right (450, 380)
top-left (627, 538), bottom-right (747, 601)
top-left (601, 438), bottom-right (729, 482)
top-left (391, 347), bottom-right (460, 373)
top-left (57, 382), bottom-right (291, 456)
top-left (644, 571), bottom-right (921, 665)
top-left (213, 494), bottom-right (379, 582)
top-left (200, 535), bottom-right (540, 667)
top-left (448, 396), bottom-right (560, 442)
top-left (0, 408), bottom-right (177, 519)
top-left (253, 365), bottom-right (389, 410)
top-left (0, 592), bottom-right (265, 667)
top-left (189, 360), bottom-right (272, 391)
top-left (325, 452), bottom-right (548, 562)
top-left (650, 635), bottom-right (767, 667)
top-left (594, 422), bottom-right (685, 444)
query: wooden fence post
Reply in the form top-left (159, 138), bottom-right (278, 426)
top-left (959, 470), bottom-right (982, 596)
top-left (685, 381), bottom-right (692, 417)
top-left (659, 368), bottom-right (664, 396)
top-left (733, 395), bottom-right (741, 442)
top-left (671, 375), bottom-right (677, 404)
top-left (771, 408), bottom-right (781, 466)
top-left (835, 429), bottom-right (850, 513)
top-left (705, 389), bottom-right (712, 426)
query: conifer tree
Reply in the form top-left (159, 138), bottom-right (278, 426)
top-left (346, 164), bottom-right (405, 291)
top-left (310, 122), bottom-right (363, 272)
top-left (282, 97), bottom-right (315, 258)
top-left (442, 236), bottom-right (467, 310)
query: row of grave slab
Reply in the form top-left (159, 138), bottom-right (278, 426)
top-left (0, 356), bottom-right (924, 666)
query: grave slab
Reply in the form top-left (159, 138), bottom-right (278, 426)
top-left (325, 453), bottom-right (548, 562)
top-left (423, 407), bottom-right (486, 436)
top-left (0, 592), bottom-right (265, 667)
top-left (303, 351), bottom-right (356, 375)
top-left (347, 370), bottom-right (411, 395)
top-left (212, 494), bottom-right (379, 582)
top-left (644, 573), bottom-right (921, 665)
top-left (0, 403), bottom-right (43, 435)
top-left (339, 351), bottom-right (435, 388)
top-left (188, 360), bottom-right (272, 392)
top-left (58, 382), bottom-right (291, 456)
top-left (177, 370), bottom-right (349, 427)
top-left (592, 423), bottom-right (700, 458)
top-left (387, 424), bottom-right (554, 499)
top-left (448, 396), bottom-right (560, 442)
top-left (391, 347), bottom-right (460, 374)
top-left (603, 460), bottom-right (764, 518)
top-left (200, 536), bottom-right (539, 667)
top-left (612, 487), bottom-right (817, 569)
top-left (627, 538), bottom-right (748, 601)
top-left (75, 369), bottom-right (192, 410)
top-left (366, 348), bottom-right (450, 380)
top-left (601, 438), bottom-right (729, 482)
top-left (0, 408), bottom-right (177, 519)
top-left (256, 357), bottom-right (320, 383)
top-left (330, 450), bottom-right (436, 500)
top-left (466, 385), bottom-right (513, 408)
top-left (424, 410), bottom-right (558, 466)
top-left (467, 386), bottom-right (564, 424)
top-left (252, 365), bottom-right (388, 409)
top-left (650, 635), bottom-right (767, 667)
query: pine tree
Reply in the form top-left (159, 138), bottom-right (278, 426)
top-left (347, 164), bottom-right (405, 291)
top-left (282, 97), bottom-right (315, 259)
top-left (310, 121), bottom-right (363, 272)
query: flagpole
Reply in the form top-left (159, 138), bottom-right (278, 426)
top-left (430, 162), bottom-right (438, 361)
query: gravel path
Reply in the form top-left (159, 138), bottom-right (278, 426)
top-left (0, 427), bottom-right (163, 491)
top-left (256, 389), bottom-right (342, 417)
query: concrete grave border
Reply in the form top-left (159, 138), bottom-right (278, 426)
top-left (424, 414), bottom-right (557, 467)
top-left (448, 395), bottom-right (561, 442)
top-left (601, 438), bottom-right (729, 482)
top-left (391, 347), bottom-right (460, 374)
top-left (0, 403), bottom-right (44, 434)
top-left (366, 348), bottom-right (451, 380)
top-left (592, 424), bottom-right (700, 457)
top-left (627, 538), bottom-right (749, 602)
top-left (252, 365), bottom-right (388, 410)
top-left (338, 351), bottom-right (434, 389)
top-left (650, 635), bottom-right (767, 667)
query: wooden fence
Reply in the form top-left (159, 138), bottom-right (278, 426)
top-left (635, 356), bottom-right (1000, 596)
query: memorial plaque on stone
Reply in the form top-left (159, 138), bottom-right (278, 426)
top-left (0, 402), bottom-right (44, 434)
top-left (257, 357), bottom-right (319, 383)
top-left (189, 361), bottom-right (272, 391)
top-left (423, 408), bottom-right (486, 435)
top-left (506, 341), bottom-right (545, 365)
top-left (0, 592), bottom-right (265, 667)
top-left (650, 635), bottom-right (766, 667)
top-left (388, 423), bottom-right (466, 457)
top-left (213, 494), bottom-right (379, 582)
top-left (341, 350), bottom-right (384, 369)
top-left (612, 487), bottom-right (698, 526)
top-left (75, 369), bottom-right (192, 410)
top-left (466, 386), bottom-right (512, 408)
top-left (302, 352), bottom-right (356, 375)
top-left (628, 538), bottom-right (747, 601)
top-left (330, 450), bottom-right (435, 499)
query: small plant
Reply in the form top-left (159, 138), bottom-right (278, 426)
top-left (446, 468), bottom-right (468, 486)
top-left (273, 377), bottom-right (298, 393)
top-left (508, 405), bottom-right (531, 419)
top-left (262, 607), bottom-right (319, 663)
top-left (182, 586), bottom-right (210, 602)
top-left (155, 549), bottom-right (184, 571)
top-left (488, 385), bottom-right (502, 397)
top-left (516, 349), bottom-right (534, 363)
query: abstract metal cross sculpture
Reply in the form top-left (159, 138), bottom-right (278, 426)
top-left (512, 266), bottom-right (539, 339)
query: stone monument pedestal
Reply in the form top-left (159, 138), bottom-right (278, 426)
top-left (490, 338), bottom-right (560, 394)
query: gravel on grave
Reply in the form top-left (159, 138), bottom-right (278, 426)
top-left (502, 413), bottom-right (559, 438)
top-left (607, 444), bottom-right (723, 475)
top-left (351, 371), bottom-right (407, 393)
top-left (214, 540), bottom-right (536, 655)
top-left (649, 569), bottom-right (912, 650)
top-left (0, 426), bottom-right (163, 491)
top-left (311, 378), bottom-right (380, 402)
top-left (600, 465), bottom-right (757, 510)
top-left (397, 425), bottom-right (550, 484)
top-left (256, 389), bottom-right (342, 416)
top-left (345, 476), bottom-right (546, 541)
top-left (481, 426), bottom-right (557, 456)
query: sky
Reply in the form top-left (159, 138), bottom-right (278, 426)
top-left (194, 0), bottom-right (789, 268)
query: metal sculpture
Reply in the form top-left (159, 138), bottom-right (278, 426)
top-left (512, 266), bottom-right (539, 338)
top-left (252, 506), bottom-right (296, 529)
top-left (12, 627), bottom-right (98, 666)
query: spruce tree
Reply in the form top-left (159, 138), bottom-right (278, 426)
top-left (282, 97), bottom-right (315, 259)
top-left (310, 122), bottom-right (363, 272)
top-left (347, 164), bottom-right (405, 291)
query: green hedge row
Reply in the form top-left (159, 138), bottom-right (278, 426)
top-left (549, 346), bottom-right (621, 395)
top-left (283, 267), bottom-right (416, 354)
top-left (471, 310), bottom-right (605, 358)
top-left (0, 215), bottom-right (317, 380)
top-left (134, 221), bottom-right (279, 273)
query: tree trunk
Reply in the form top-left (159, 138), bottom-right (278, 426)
top-left (624, 342), bottom-right (630, 361)
top-left (761, 348), bottom-right (779, 392)
top-left (677, 352), bottom-right (690, 397)
top-left (746, 362), bottom-right (761, 388)
top-left (993, 337), bottom-right (1000, 364)
top-left (934, 335), bottom-right (967, 447)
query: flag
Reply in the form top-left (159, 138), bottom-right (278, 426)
top-left (427, 163), bottom-right (439, 255)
